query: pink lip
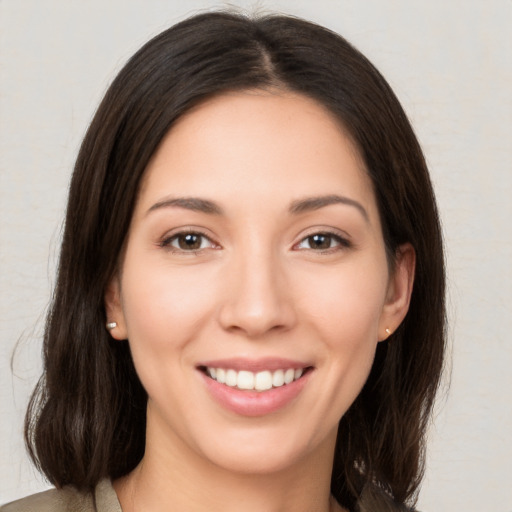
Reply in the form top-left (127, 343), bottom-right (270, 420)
top-left (197, 357), bottom-right (309, 372)
top-left (197, 359), bottom-right (313, 417)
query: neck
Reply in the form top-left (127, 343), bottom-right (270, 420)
top-left (114, 413), bottom-right (344, 512)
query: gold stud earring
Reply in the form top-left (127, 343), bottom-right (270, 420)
top-left (385, 328), bottom-right (392, 335)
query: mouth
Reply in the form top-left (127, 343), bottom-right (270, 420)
top-left (198, 365), bottom-right (313, 392)
top-left (197, 359), bottom-right (314, 416)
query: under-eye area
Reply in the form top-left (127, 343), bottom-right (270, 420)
top-left (198, 366), bottom-right (314, 392)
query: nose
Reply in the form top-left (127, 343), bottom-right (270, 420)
top-left (217, 246), bottom-right (297, 339)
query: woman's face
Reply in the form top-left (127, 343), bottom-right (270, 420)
top-left (107, 90), bottom-right (413, 475)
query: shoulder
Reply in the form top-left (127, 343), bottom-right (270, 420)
top-left (0, 486), bottom-right (93, 512)
top-left (1, 479), bottom-right (120, 512)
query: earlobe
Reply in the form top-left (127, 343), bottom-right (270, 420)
top-left (104, 276), bottom-right (128, 340)
top-left (379, 243), bottom-right (416, 341)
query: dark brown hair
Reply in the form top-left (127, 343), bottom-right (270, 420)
top-left (25, 11), bottom-right (445, 510)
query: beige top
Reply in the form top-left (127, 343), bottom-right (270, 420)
top-left (1, 479), bottom-right (411, 512)
top-left (1, 479), bottom-right (121, 512)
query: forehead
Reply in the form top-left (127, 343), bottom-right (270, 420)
top-left (136, 90), bottom-right (377, 219)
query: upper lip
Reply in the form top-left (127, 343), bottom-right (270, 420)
top-left (197, 357), bottom-right (312, 372)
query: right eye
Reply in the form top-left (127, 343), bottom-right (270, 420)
top-left (161, 231), bottom-right (217, 253)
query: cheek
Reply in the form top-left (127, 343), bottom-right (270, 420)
top-left (283, 261), bottom-right (387, 439)
top-left (119, 254), bottom-right (220, 355)
top-left (297, 257), bottom-right (387, 399)
top-left (298, 259), bottom-right (389, 346)
top-left (118, 256), bottom-right (222, 414)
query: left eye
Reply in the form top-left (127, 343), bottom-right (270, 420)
top-left (164, 232), bottom-right (215, 251)
top-left (296, 233), bottom-right (346, 250)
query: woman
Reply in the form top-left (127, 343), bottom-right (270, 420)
top-left (2, 11), bottom-right (445, 512)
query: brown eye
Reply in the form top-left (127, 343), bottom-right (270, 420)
top-left (295, 232), bottom-right (349, 251)
top-left (307, 234), bottom-right (333, 249)
top-left (177, 233), bottom-right (202, 250)
top-left (163, 232), bottom-right (215, 252)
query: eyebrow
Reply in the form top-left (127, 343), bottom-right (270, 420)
top-left (289, 194), bottom-right (369, 222)
top-left (147, 193), bottom-right (369, 222)
top-left (147, 196), bottom-right (224, 216)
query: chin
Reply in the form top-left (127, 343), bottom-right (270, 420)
top-left (204, 443), bottom-right (310, 476)
top-left (191, 418), bottom-right (337, 477)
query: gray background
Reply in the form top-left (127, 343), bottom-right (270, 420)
top-left (1, 0), bottom-right (511, 509)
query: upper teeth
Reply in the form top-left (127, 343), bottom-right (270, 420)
top-left (207, 367), bottom-right (304, 392)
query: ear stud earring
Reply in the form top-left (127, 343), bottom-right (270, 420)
top-left (385, 328), bottom-right (392, 335)
top-left (106, 322), bottom-right (117, 331)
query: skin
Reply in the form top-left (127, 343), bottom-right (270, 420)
top-left (106, 90), bottom-right (415, 512)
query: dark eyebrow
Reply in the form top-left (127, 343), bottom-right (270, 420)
top-left (147, 197), bottom-right (223, 216)
top-left (147, 194), bottom-right (368, 220)
top-left (289, 194), bottom-right (369, 222)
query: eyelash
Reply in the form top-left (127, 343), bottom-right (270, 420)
top-left (293, 231), bottom-right (352, 252)
top-left (160, 229), bottom-right (218, 254)
top-left (159, 229), bottom-right (351, 254)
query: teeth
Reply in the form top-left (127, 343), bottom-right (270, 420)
top-left (255, 371), bottom-right (272, 391)
top-left (272, 369), bottom-right (285, 387)
top-left (284, 368), bottom-right (295, 384)
top-left (216, 368), bottom-right (226, 384)
top-left (206, 366), bottom-right (306, 392)
top-left (225, 369), bottom-right (237, 387)
top-left (237, 371), bottom-right (254, 390)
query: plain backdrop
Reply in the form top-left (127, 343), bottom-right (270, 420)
top-left (1, 1), bottom-right (511, 510)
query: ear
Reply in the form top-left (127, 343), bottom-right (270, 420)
top-left (378, 243), bottom-right (416, 341)
top-left (104, 275), bottom-right (128, 340)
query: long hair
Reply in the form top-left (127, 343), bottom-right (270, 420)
top-left (25, 12), bottom-right (445, 510)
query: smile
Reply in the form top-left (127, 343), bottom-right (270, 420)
top-left (197, 358), bottom-right (313, 416)
top-left (204, 367), bottom-right (305, 392)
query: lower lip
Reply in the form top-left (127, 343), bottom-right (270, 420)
top-left (200, 370), bottom-right (311, 417)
